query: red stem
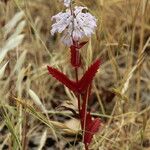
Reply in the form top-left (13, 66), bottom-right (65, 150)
top-left (73, 41), bottom-right (89, 150)
top-left (82, 85), bottom-right (91, 150)
top-left (75, 67), bottom-right (81, 113)
top-left (85, 144), bottom-right (88, 150)
top-left (73, 41), bottom-right (81, 113)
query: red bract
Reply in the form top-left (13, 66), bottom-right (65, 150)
top-left (47, 59), bottom-right (100, 94)
top-left (80, 96), bottom-right (101, 150)
top-left (71, 41), bottom-right (88, 49)
top-left (70, 41), bottom-right (88, 68)
top-left (47, 41), bottom-right (101, 150)
top-left (77, 41), bottom-right (88, 49)
top-left (83, 113), bottom-right (101, 149)
top-left (78, 59), bottom-right (100, 93)
top-left (70, 45), bottom-right (81, 67)
top-left (47, 66), bottom-right (78, 92)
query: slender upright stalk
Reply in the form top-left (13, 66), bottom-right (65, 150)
top-left (82, 87), bottom-right (90, 150)
top-left (22, 111), bottom-right (28, 150)
top-left (75, 67), bottom-right (81, 112)
top-left (48, 1), bottom-right (101, 149)
top-left (136, 0), bottom-right (146, 111)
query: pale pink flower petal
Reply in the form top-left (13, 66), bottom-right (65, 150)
top-left (51, 6), bottom-right (97, 46)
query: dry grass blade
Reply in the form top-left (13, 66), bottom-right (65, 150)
top-left (121, 48), bottom-right (146, 95)
top-left (0, 61), bottom-right (8, 79)
top-left (37, 129), bottom-right (47, 150)
top-left (3, 11), bottom-right (24, 36)
top-left (2, 108), bottom-right (21, 149)
top-left (2, 34), bottom-right (25, 52)
top-left (16, 68), bottom-right (26, 98)
top-left (0, 34), bottom-right (24, 64)
top-left (0, 133), bottom-right (10, 150)
top-left (12, 96), bottom-right (78, 135)
top-left (3, 50), bottom-right (27, 93)
top-left (28, 89), bottom-right (47, 113)
top-left (14, 50), bottom-right (27, 73)
top-left (10, 20), bottom-right (26, 38)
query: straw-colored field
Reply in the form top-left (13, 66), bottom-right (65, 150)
top-left (0, 0), bottom-right (150, 149)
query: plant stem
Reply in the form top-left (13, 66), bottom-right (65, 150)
top-left (22, 110), bottom-right (28, 150)
top-left (82, 86), bottom-right (90, 149)
top-left (75, 67), bottom-right (81, 113)
top-left (136, 0), bottom-right (146, 111)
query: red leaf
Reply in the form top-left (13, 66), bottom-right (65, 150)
top-left (78, 59), bottom-right (100, 92)
top-left (84, 114), bottom-right (101, 145)
top-left (72, 41), bottom-right (88, 49)
top-left (78, 41), bottom-right (88, 49)
top-left (80, 94), bottom-right (101, 148)
top-left (47, 59), bottom-right (100, 94)
top-left (47, 66), bottom-right (78, 92)
top-left (80, 110), bottom-right (101, 148)
top-left (70, 41), bottom-right (87, 67)
top-left (80, 90), bottom-right (101, 149)
top-left (70, 45), bottom-right (81, 67)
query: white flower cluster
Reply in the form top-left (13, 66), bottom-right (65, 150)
top-left (64, 0), bottom-right (71, 7)
top-left (51, 5), bottom-right (97, 46)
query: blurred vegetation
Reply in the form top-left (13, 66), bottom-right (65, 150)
top-left (0, 0), bottom-right (150, 149)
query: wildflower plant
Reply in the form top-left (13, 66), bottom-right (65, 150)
top-left (48, 0), bottom-right (101, 149)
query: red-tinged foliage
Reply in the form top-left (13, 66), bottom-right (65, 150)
top-left (70, 45), bottom-right (81, 67)
top-left (72, 41), bottom-right (88, 49)
top-left (47, 35), bottom-right (101, 150)
top-left (83, 113), bottom-right (101, 148)
top-left (47, 59), bottom-right (100, 94)
top-left (78, 41), bottom-right (88, 49)
top-left (78, 59), bottom-right (100, 92)
top-left (70, 41), bottom-right (88, 68)
top-left (47, 66), bottom-right (78, 92)
top-left (80, 107), bottom-right (101, 149)
top-left (47, 58), bottom-right (101, 150)
top-left (80, 92), bottom-right (101, 150)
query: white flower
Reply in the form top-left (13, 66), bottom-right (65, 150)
top-left (64, 0), bottom-right (71, 7)
top-left (51, 6), bottom-right (97, 46)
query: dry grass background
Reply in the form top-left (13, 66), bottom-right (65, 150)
top-left (0, 0), bottom-right (150, 149)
